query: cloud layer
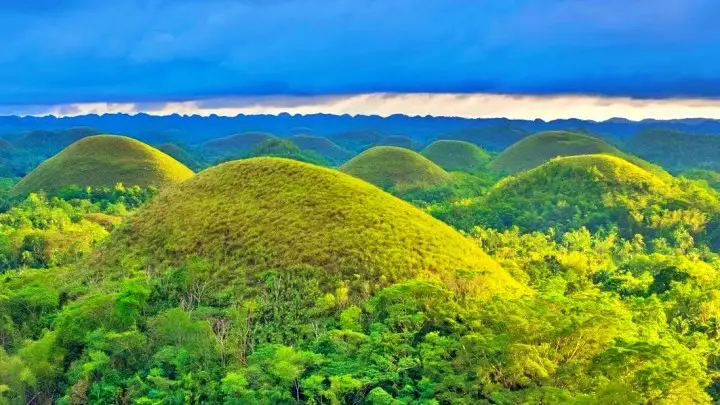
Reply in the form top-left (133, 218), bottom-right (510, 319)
top-left (1, 0), bottom-right (719, 106)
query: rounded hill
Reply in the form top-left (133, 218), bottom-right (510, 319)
top-left (288, 135), bottom-right (351, 164)
top-left (421, 140), bottom-right (491, 172)
top-left (94, 157), bottom-right (518, 293)
top-left (157, 143), bottom-right (204, 171)
top-left (202, 131), bottom-right (275, 157)
top-left (376, 135), bottom-right (416, 150)
top-left (433, 154), bottom-right (720, 239)
top-left (12, 135), bottom-right (194, 196)
top-left (341, 146), bottom-right (452, 190)
top-left (490, 131), bottom-right (659, 175)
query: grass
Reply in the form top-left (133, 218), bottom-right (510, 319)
top-left (490, 131), bottom-right (664, 175)
top-left (421, 140), bottom-right (492, 172)
top-left (12, 135), bottom-right (194, 196)
top-left (93, 157), bottom-right (519, 294)
top-left (376, 135), bottom-right (416, 150)
top-left (202, 131), bottom-right (275, 156)
top-left (341, 146), bottom-right (453, 191)
top-left (288, 135), bottom-right (352, 164)
top-left (329, 130), bottom-right (384, 152)
top-left (157, 143), bottom-right (204, 170)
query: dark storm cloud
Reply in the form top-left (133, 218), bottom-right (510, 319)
top-left (0, 0), bottom-right (718, 105)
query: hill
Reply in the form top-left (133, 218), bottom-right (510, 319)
top-left (433, 154), bottom-right (720, 240)
top-left (202, 131), bottom-right (275, 157)
top-left (341, 146), bottom-right (452, 190)
top-left (12, 135), bottom-right (194, 195)
top-left (288, 135), bottom-right (352, 164)
top-left (157, 143), bottom-right (204, 171)
top-left (439, 125), bottom-right (529, 152)
top-left (328, 130), bottom-right (384, 152)
top-left (421, 140), bottom-right (492, 172)
top-left (490, 130), bottom-right (661, 175)
top-left (375, 135), bottom-right (416, 150)
top-left (627, 129), bottom-right (720, 171)
top-left (94, 157), bottom-right (518, 293)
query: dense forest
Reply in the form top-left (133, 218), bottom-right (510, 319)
top-left (2, 118), bottom-right (720, 404)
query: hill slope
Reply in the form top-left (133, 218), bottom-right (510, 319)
top-left (94, 158), bottom-right (518, 293)
top-left (422, 140), bottom-right (492, 172)
top-left (376, 135), bottom-right (416, 150)
top-left (288, 135), bottom-right (351, 164)
top-left (202, 131), bottom-right (275, 157)
top-left (341, 146), bottom-right (452, 190)
top-left (490, 131), bottom-right (659, 174)
top-left (12, 135), bottom-right (194, 195)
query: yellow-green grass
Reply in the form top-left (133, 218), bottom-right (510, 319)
top-left (376, 135), bottom-right (416, 150)
top-left (202, 131), bottom-right (275, 156)
top-left (288, 135), bottom-right (352, 163)
top-left (94, 157), bottom-right (519, 294)
top-left (341, 146), bottom-right (452, 191)
top-left (421, 140), bottom-right (492, 172)
top-left (158, 143), bottom-right (203, 170)
top-left (490, 130), bottom-right (665, 175)
top-left (12, 135), bottom-right (194, 196)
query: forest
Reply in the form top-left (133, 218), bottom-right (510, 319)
top-left (2, 121), bottom-right (720, 404)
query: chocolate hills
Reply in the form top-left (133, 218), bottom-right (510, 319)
top-left (421, 140), bottom-right (491, 172)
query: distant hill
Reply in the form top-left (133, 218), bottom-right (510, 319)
top-left (375, 135), bottom-right (416, 150)
top-left (439, 125), bottom-right (529, 152)
top-left (12, 135), bottom-right (194, 195)
top-left (202, 131), bottom-right (276, 157)
top-left (288, 135), bottom-right (352, 165)
top-left (490, 130), bottom-right (663, 175)
top-left (328, 130), bottom-right (384, 152)
top-left (157, 143), bottom-right (205, 171)
top-left (433, 154), bottom-right (720, 241)
top-left (94, 157), bottom-right (519, 293)
top-left (627, 129), bottom-right (720, 171)
top-left (341, 146), bottom-right (452, 191)
top-left (421, 140), bottom-right (491, 172)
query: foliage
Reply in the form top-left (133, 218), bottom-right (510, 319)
top-left (421, 140), bottom-right (492, 173)
top-left (288, 135), bottom-right (352, 166)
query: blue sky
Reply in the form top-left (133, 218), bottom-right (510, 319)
top-left (1, 0), bottom-right (720, 117)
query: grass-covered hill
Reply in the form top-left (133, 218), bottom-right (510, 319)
top-left (421, 140), bottom-right (492, 172)
top-left (440, 125), bottom-right (529, 152)
top-left (375, 135), bottom-right (416, 150)
top-left (341, 146), bottom-right (453, 191)
top-left (94, 157), bottom-right (518, 292)
top-left (288, 134), bottom-right (352, 164)
top-left (433, 154), bottom-right (720, 240)
top-left (328, 130), bottom-right (384, 152)
top-left (12, 135), bottom-right (194, 196)
top-left (490, 130), bottom-right (660, 175)
top-left (202, 131), bottom-right (275, 157)
top-left (627, 129), bottom-right (720, 171)
top-left (157, 142), bottom-right (205, 171)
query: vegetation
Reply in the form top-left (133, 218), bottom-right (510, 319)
top-left (681, 168), bottom-right (720, 190)
top-left (421, 140), bottom-right (492, 172)
top-left (341, 146), bottom-right (452, 191)
top-left (439, 125), bottom-right (529, 152)
top-left (11, 135), bottom-right (193, 197)
top-left (157, 143), bottom-right (206, 171)
top-left (627, 129), bottom-right (720, 171)
top-left (249, 139), bottom-right (328, 166)
top-left (328, 130), bottom-right (384, 152)
top-left (490, 130), bottom-right (663, 175)
top-left (5, 126), bottom-right (720, 404)
top-left (288, 135), bottom-right (351, 165)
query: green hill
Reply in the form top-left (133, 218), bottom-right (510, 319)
top-left (421, 140), bottom-right (492, 172)
top-left (329, 130), bottom-right (384, 152)
top-left (433, 154), bottom-right (720, 239)
top-left (341, 146), bottom-right (452, 190)
top-left (94, 157), bottom-right (518, 293)
top-left (157, 143), bottom-right (204, 171)
top-left (376, 135), bottom-right (416, 150)
top-left (12, 135), bottom-right (194, 195)
top-left (440, 125), bottom-right (528, 152)
top-left (627, 129), bottom-right (720, 171)
top-left (202, 131), bottom-right (275, 157)
top-left (490, 131), bottom-right (660, 175)
top-left (288, 135), bottom-right (352, 164)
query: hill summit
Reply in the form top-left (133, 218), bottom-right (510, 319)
top-left (341, 146), bottom-right (452, 190)
top-left (490, 130), bottom-right (659, 174)
top-left (12, 135), bottom-right (194, 195)
top-left (421, 140), bottom-right (491, 172)
top-left (95, 157), bottom-right (518, 293)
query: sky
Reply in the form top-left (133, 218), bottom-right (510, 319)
top-left (2, 0), bottom-right (720, 119)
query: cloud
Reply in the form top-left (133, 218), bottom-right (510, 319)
top-left (12, 93), bottom-right (720, 122)
top-left (0, 0), bottom-right (719, 107)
